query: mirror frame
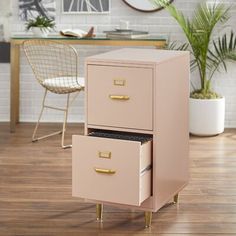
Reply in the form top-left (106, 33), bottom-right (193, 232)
top-left (122, 0), bottom-right (174, 12)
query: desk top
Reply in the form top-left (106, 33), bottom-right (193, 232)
top-left (11, 34), bottom-right (167, 47)
top-left (11, 34), bottom-right (167, 42)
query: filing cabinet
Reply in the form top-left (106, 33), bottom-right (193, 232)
top-left (72, 48), bottom-right (190, 227)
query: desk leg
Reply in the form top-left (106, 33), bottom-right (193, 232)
top-left (10, 43), bottom-right (20, 132)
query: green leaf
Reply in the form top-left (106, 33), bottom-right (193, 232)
top-left (208, 31), bottom-right (236, 79)
top-left (26, 16), bottom-right (55, 31)
top-left (151, 0), bottom-right (235, 95)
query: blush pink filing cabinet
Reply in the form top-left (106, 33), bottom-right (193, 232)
top-left (72, 48), bottom-right (190, 227)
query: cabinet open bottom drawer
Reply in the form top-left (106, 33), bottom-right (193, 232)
top-left (72, 131), bottom-right (152, 206)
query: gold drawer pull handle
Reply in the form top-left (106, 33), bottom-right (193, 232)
top-left (94, 168), bottom-right (116, 175)
top-left (98, 151), bottom-right (111, 159)
top-left (109, 95), bottom-right (130, 101)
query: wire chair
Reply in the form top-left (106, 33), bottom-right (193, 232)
top-left (23, 39), bottom-right (84, 148)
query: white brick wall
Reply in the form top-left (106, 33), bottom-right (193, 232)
top-left (1, 0), bottom-right (236, 126)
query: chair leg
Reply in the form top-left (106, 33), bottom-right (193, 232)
top-left (32, 89), bottom-right (62, 142)
top-left (61, 93), bottom-right (71, 149)
top-left (61, 91), bottom-right (81, 148)
top-left (32, 91), bottom-right (80, 148)
top-left (32, 89), bottom-right (47, 142)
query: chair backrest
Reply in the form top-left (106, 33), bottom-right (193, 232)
top-left (23, 39), bottom-right (79, 94)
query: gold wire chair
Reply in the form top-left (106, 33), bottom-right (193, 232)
top-left (23, 39), bottom-right (84, 148)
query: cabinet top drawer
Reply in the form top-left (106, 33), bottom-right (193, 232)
top-left (87, 65), bottom-right (153, 131)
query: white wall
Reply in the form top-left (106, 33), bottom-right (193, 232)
top-left (0, 0), bottom-right (236, 126)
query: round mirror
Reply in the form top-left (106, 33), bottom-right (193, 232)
top-left (122, 0), bottom-right (174, 12)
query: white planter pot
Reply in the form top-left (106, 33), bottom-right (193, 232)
top-left (189, 97), bottom-right (225, 136)
top-left (31, 27), bottom-right (48, 37)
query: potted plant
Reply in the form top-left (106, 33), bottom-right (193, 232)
top-left (26, 16), bottom-right (55, 37)
top-left (153, 0), bottom-right (236, 136)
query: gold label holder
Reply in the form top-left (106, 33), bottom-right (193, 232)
top-left (98, 151), bottom-right (111, 159)
top-left (113, 79), bottom-right (126, 86)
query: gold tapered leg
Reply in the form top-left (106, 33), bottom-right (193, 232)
top-left (173, 193), bottom-right (179, 204)
top-left (96, 204), bottom-right (103, 221)
top-left (144, 211), bottom-right (152, 228)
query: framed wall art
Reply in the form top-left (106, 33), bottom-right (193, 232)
top-left (19, 0), bottom-right (56, 21)
top-left (62, 0), bottom-right (110, 14)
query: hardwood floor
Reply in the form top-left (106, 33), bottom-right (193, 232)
top-left (1, 123), bottom-right (236, 235)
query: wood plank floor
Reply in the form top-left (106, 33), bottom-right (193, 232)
top-left (1, 123), bottom-right (236, 236)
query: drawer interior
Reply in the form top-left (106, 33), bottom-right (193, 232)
top-left (88, 130), bottom-right (152, 144)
